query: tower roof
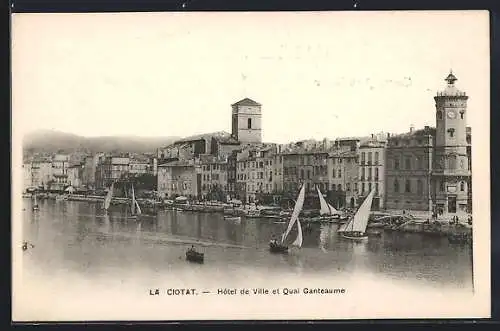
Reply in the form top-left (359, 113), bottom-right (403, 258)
top-left (231, 98), bottom-right (261, 107)
top-left (445, 70), bottom-right (458, 85)
top-left (436, 69), bottom-right (466, 97)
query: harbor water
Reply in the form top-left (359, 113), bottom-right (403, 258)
top-left (15, 199), bottom-right (475, 320)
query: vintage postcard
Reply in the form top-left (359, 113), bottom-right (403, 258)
top-left (11, 10), bottom-right (490, 321)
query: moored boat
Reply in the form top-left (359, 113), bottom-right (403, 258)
top-left (224, 216), bottom-right (241, 222)
top-left (186, 246), bottom-right (204, 263)
top-left (338, 189), bottom-right (376, 241)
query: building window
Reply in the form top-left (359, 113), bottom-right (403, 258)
top-left (394, 179), bottom-right (399, 193)
top-left (354, 183), bottom-right (358, 193)
top-left (338, 169), bottom-right (341, 178)
top-left (347, 183), bottom-right (351, 191)
top-left (368, 152), bottom-right (372, 165)
top-left (375, 183), bottom-right (379, 194)
top-left (460, 111), bottom-right (464, 119)
top-left (300, 169), bottom-right (304, 179)
top-left (405, 158), bottom-right (411, 170)
top-left (361, 168), bottom-right (365, 180)
top-left (361, 152), bottom-right (365, 164)
top-left (247, 118), bottom-right (252, 129)
top-left (368, 168), bottom-right (372, 180)
top-left (417, 180), bottom-right (423, 195)
top-left (394, 159), bottom-right (400, 170)
top-left (332, 183), bottom-right (336, 190)
top-left (375, 167), bottom-right (379, 180)
top-left (332, 169), bottom-right (336, 178)
top-left (307, 170), bottom-right (311, 179)
top-left (374, 152), bottom-right (379, 165)
top-left (368, 182), bottom-right (372, 192)
top-left (362, 182), bottom-right (365, 193)
top-left (437, 111), bottom-right (443, 120)
top-left (405, 180), bottom-right (411, 193)
top-left (448, 155), bottom-right (457, 169)
top-left (448, 128), bottom-right (455, 138)
top-left (460, 181), bottom-right (465, 191)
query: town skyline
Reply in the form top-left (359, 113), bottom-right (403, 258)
top-left (13, 11), bottom-right (488, 144)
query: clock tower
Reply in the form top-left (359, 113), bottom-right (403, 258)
top-left (431, 70), bottom-right (471, 215)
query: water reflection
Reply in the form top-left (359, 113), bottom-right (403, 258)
top-left (20, 199), bottom-right (473, 291)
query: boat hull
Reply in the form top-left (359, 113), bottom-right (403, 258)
top-left (186, 250), bottom-right (204, 263)
top-left (224, 216), bottom-right (241, 222)
top-left (340, 233), bottom-right (369, 241)
top-left (269, 242), bottom-right (288, 254)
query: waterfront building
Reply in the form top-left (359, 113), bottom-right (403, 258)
top-left (200, 154), bottom-right (228, 201)
top-left (22, 163), bottom-right (31, 192)
top-left (129, 155), bottom-right (150, 176)
top-left (281, 149), bottom-right (329, 208)
top-left (431, 71), bottom-right (471, 214)
top-left (227, 150), bottom-right (238, 200)
top-left (385, 126), bottom-right (434, 211)
top-left (231, 98), bottom-right (262, 144)
top-left (95, 153), bottom-right (130, 189)
top-left (67, 163), bottom-right (83, 189)
top-left (24, 158), bottom-right (52, 190)
top-left (49, 154), bottom-right (70, 191)
top-left (235, 144), bottom-right (278, 204)
top-left (157, 160), bottom-right (200, 199)
top-left (359, 135), bottom-right (387, 210)
top-left (327, 150), bottom-right (359, 209)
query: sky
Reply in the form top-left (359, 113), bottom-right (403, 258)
top-left (12, 11), bottom-right (489, 144)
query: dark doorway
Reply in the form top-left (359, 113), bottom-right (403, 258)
top-left (350, 197), bottom-right (355, 209)
top-left (448, 196), bottom-right (457, 213)
top-left (372, 197), bottom-right (380, 211)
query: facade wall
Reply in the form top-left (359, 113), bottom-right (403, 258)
top-left (157, 164), bottom-right (198, 198)
top-left (385, 134), bottom-right (433, 211)
top-left (359, 142), bottom-right (386, 210)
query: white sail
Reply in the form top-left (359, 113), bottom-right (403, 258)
top-left (290, 219), bottom-right (303, 248)
top-left (317, 187), bottom-right (337, 215)
top-left (281, 184), bottom-right (306, 244)
top-left (131, 185), bottom-right (136, 215)
top-left (103, 183), bottom-right (114, 210)
top-left (135, 199), bottom-right (142, 215)
top-left (344, 189), bottom-right (375, 233)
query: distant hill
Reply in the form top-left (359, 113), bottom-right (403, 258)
top-left (22, 130), bottom-right (179, 155)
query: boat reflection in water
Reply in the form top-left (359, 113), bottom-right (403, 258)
top-left (21, 199), bottom-right (474, 295)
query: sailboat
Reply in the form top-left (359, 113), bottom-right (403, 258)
top-left (337, 189), bottom-right (376, 240)
top-left (316, 186), bottom-right (340, 221)
top-left (32, 194), bottom-right (39, 211)
top-left (269, 183), bottom-right (305, 254)
top-left (103, 182), bottom-right (114, 213)
top-left (128, 184), bottom-right (142, 219)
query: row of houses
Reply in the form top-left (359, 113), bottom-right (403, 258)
top-left (155, 124), bottom-right (471, 213)
top-left (23, 152), bottom-right (157, 193)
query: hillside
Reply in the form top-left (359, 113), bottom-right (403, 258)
top-left (22, 130), bottom-right (179, 155)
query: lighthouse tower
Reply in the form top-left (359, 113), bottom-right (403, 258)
top-left (431, 71), bottom-right (471, 215)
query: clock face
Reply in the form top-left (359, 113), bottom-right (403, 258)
top-left (447, 110), bottom-right (456, 119)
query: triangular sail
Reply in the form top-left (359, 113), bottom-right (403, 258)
top-left (131, 185), bottom-right (136, 215)
top-left (281, 184), bottom-right (306, 244)
top-left (290, 219), bottom-right (303, 248)
top-left (343, 189), bottom-right (375, 233)
top-left (135, 199), bottom-right (142, 215)
top-left (103, 182), bottom-right (114, 210)
top-left (317, 187), bottom-right (338, 215)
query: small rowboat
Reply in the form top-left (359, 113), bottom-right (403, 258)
top-left (186, 247), bottom-right (204, 263)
